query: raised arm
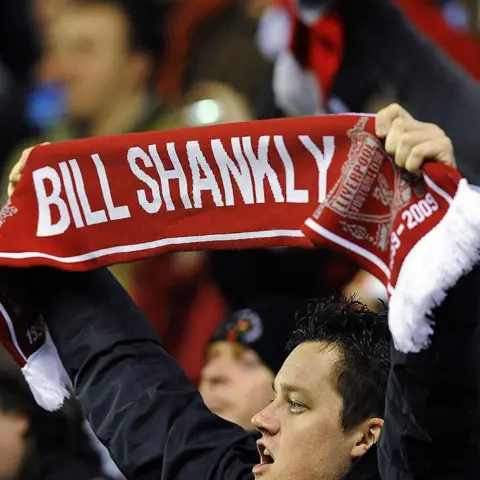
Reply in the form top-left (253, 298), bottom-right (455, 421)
top-left (29, 268), bottom-right (257, 480)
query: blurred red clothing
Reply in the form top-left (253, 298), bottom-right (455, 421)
top-left (131, 253), bottom-right (228, 386)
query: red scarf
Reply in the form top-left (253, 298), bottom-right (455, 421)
top-left (1, 114), bottom-right (479, 410)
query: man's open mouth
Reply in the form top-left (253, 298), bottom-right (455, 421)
top-left (257, 441), bottom-right (275, 465)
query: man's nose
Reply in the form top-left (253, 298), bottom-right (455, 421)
top-left (251, 404), bottom-right (280, 435)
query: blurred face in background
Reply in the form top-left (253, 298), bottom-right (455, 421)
top-left (199, 342), bottom-right (274, 430)
top-left (45, 2), bottom-right (151, 121)
top-left (0, 410), bottom-right (28, 479)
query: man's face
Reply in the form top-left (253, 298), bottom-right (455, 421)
top-left (46, 4), bottom-right (147, 120)
top-left (0, 411), bottom-right (28, 479)
top-left (199, 342), bottom-right (274, 430)
top-left (251, 342), bottom-right (360, 480)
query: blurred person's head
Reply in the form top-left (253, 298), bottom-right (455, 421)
top-left (251, 297), bottom-right (389, 480)
top-left (0, 372), bottom-right (103, 480)
top-left (0, 372), bottom-right (60, 480)
top-left (0, 374), bottom-right (31, 480)
top-left (199, 298), bottom-right (302, 431)
top-left (45, 0), bottom-right (162, 133)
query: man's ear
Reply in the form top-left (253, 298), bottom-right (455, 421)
top-left (350, 417), bottom-right (384, 458)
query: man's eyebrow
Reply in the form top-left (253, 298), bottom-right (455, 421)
top-left (272, 380), bottom-right (314, 398)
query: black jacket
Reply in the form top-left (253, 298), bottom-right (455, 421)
top-left (24, 265), bottom-right (480, 480)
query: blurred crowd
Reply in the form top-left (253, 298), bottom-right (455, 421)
top-left (0, 0), bottom-right (480, 479)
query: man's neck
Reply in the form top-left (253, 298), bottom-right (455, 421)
top-left (88, 89), bottom-right (151, 138)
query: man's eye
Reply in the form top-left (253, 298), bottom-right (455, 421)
top-left (288, 400), bottom-right (306, 412)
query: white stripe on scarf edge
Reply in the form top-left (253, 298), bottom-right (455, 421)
top-left (0, 229), bottom-right (305, 264)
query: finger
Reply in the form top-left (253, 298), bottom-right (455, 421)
top-left (375, 103), bottom-right (413, 137)
top-left (384, 118), bottom-right (439, 157)
top-left (393, 126), bottom-right (447, 169)
top-left (405, 137), bottom-right (455, 173)
top-left (7, 144), bottom-right (49, 199)
top-left (8, 143), bottom-right (48, 182)
top-left (9, 173), bottom-right (22, 185)
top-left (384, 117), bottom-right (408, 154)
top-left (9, 146), bottom-right (34, 183)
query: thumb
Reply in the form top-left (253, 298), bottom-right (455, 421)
top-left (8, 142), bottom-right (50, 199)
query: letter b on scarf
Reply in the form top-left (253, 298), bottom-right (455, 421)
top-left (33, 166), bottom-right (70, 237)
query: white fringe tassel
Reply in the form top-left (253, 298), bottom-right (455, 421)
top-left (389, 179), bottom-right (480, 353)
top-left (22, 330), bottom-right (71, 411)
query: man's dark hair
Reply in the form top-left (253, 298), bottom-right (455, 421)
top-left (287, 296), bottom-right (390, 431)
